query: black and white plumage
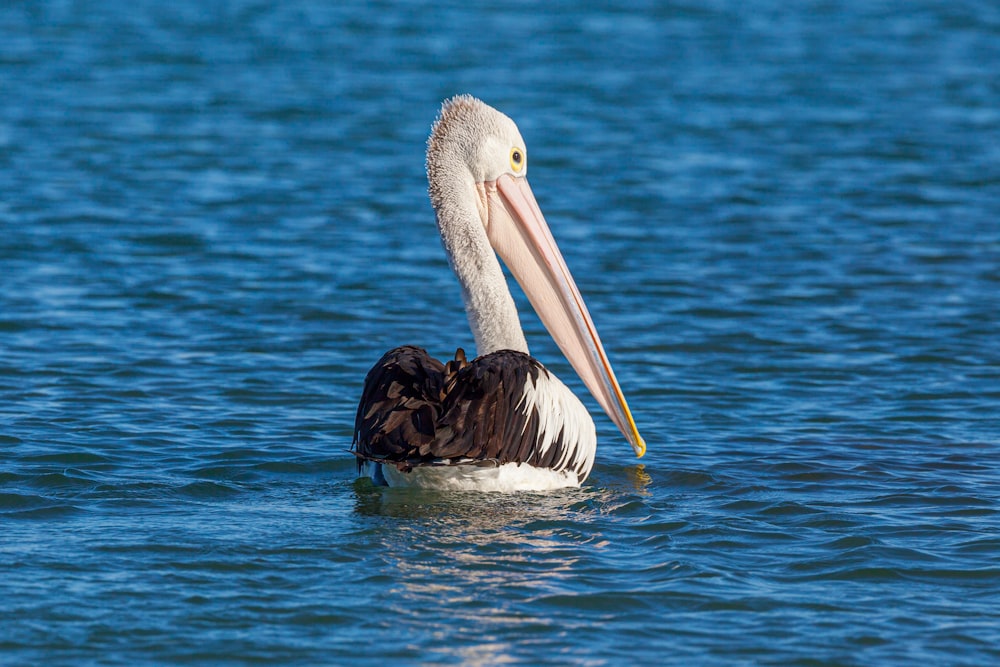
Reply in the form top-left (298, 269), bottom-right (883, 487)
top-left (352, 96), bottom-right (644, 491)
top-left (354, 346), bottom-right (595, 489)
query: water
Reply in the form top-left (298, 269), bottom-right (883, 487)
top-left (2, 1), bottom-right (999, 664)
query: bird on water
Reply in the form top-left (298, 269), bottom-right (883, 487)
top-left (352, 95), bottom-right (645, 491)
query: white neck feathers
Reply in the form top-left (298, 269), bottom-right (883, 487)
top-left (429, 165), bottom-right (529, 357)
top-left (426, 96), bottom-right (529, 357)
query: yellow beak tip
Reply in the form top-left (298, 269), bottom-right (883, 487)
top-left (633, 437), bottom-right (646, 458)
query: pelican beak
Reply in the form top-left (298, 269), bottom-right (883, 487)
top-left (477, 173), bottom-right (646, 458)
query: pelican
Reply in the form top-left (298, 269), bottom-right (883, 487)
top-left (352, 95), bottom-right (645, 491)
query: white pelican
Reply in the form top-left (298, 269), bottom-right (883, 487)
top-left (352, 95), bottom-right (644, 491)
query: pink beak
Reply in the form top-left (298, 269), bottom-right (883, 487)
top-left (478, 173), bottom-right (646, 458)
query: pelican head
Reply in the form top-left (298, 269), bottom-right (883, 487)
top-left (426, 95), bottom-right (645, 458)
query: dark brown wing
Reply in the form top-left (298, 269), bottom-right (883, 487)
top-left (432, 350), bottom-right (556, 466)
top-left (353, 347), bottom-right (568, 474)
top-left (352, 346), bottom-right (447, 471)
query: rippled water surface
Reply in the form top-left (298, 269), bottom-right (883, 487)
top-left (2, 1), bottom-right (999, 664)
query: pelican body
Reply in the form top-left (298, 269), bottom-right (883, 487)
top-left (352, 96), bottom-right (644, 491)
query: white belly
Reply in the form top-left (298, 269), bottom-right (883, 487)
top-left (373, 461), bottom-right (583, 492)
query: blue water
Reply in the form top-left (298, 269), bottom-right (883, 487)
top-left (2, 1), bottom-right (999, 664)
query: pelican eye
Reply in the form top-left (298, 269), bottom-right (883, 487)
top-left (509, 147), bottom-right (525, 172)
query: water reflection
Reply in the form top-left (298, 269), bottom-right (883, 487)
top-left (351, 482), bottom-right (625, 664)
top-left (625, 464), bottom-right (653, 496)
